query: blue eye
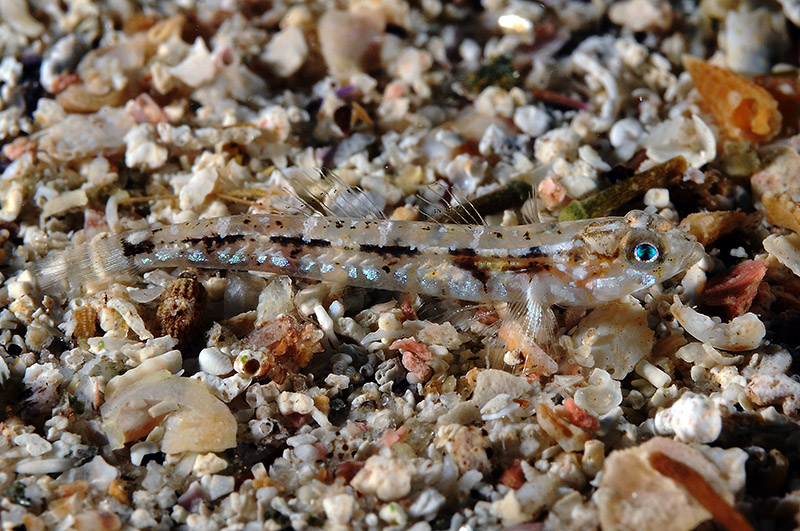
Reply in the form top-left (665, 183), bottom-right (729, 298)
top-left (634, 242), bottom-right (659, 263)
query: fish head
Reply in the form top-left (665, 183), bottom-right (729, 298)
top-left (556, 210), bottom-right (703, 305)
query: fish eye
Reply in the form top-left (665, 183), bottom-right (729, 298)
top-left (633, 242), bottom-right (659, 263)
top-left (621, 229), bottom-right (664, 268)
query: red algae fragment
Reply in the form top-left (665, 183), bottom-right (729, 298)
top-left (392, 337), bottom-right (434, 381)
top-left (378, 426), bottom-right (409, 448)
top-left (564, 398), bottom-right (600, 432)
top-left (499, 459), bottom-right (525, 489)
top-left (702, 260), bottom-right (768, 320)
top-left (530, 87), bottom-right (592, 111)
top-left (683, 55), bottom-right (781, 143)
top-left (334, 461), bottom-right (365, 484)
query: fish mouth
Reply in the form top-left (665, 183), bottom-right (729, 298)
top-left (676, 237), bottom-right (705, 273)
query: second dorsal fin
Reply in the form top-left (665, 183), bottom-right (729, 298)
top-left (418, 179), bottom-right (534, 226)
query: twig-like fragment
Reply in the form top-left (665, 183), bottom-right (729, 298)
top-left (558, 156), bottom-right (687, 221)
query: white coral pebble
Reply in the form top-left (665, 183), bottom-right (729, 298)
top-left (351, 454), bottom-right (412, 501)
top-left (655, 392), bottom-right (721, 444)
top-left (168, 38), bottom-right (216, 88)
top-left (323, 494), bottom-right (356, 526)
top-left (278, 391), bottom-right (315, 415)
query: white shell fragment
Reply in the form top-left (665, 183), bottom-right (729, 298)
top-left (106, 297), bottom-right (154, 340)
top-left (40, 189), bottom-right (88, 220)
top-left (256, 276), bottom-right (295, 325)
top-left (34, 108), bottom-right (136, 160)
top-left (101, 370), bottom-right (237, 453)
top-left (471, 369), bottom-right (530, 408)
top-left (764, 232), bottom-right (800, 277)
top-left (569, 298), bottom-right (654, 379)
top-left (595, 437), bottom-right (746, 531)
top-left (722, 8), bottom-right (788, 75)
top-left (574, 368), bottom-right (622, 416)
top-left (674, 342), bottom-right (743, 369)
top-left (671, 296), bottom-right (765, 351)
top-left (644, 115), bottom-right (716, 169)
top-left (0, 0), bottom-right (45, 38)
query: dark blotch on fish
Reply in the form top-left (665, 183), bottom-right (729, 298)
top-left (121, 239), bottom-right (155, 257)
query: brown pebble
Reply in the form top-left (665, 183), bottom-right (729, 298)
top-left (679, 210), bottom-right (746, 246)
top-left (72, 305), bottom-right (98, 343)
top-left (108, 478), bottom-right (129, 505)
top-left (157, 272), bottom-right (207, 346)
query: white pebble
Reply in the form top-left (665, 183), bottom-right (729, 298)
top-left (16, 457), bottom-right (74, 474)
top-left (513, 105), bottom-right (551, 137)
top-left (351, 455), bottom-right (412, 501)
top-left (168, 38), bottom-right (216, 88)
top-left (408, 489), bottom-right (446, 519)
top-left (130, 508), bottom-right (159, 529)
top-left (13, 433), bottom-right (52, 456)
top-left (286, 434), bottom-right (316, 447)
top-left (534, 127), bottom-right (580, 164)
top-left (293, 444), bottom-right (319, 462)
top-left (193, 453), bottom-right (228, 476)
top-left (201, 474), bottom-right (235, 500)
top-left (179, 167), bottom-right (218, 210)
top-left (643, 187), bottom-right (670, 208)
top-left (263, 26), bottom-right (308, 77)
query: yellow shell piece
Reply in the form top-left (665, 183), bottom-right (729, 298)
top-left (683, 55), bottom-right (781, 143)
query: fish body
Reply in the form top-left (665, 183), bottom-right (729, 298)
top-left (36, 210), bottom-right (702, 308)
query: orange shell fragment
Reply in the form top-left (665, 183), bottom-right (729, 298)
top-left (683, 55), bottom-right (782, 143)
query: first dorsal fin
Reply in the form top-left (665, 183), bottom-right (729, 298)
top-left (278, 167), bottom-right (387, 219)
top-left (410, 181), bottom-right (483, 226)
